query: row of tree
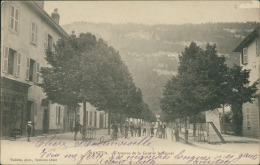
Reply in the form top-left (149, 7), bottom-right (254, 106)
top-left (39, 32), bottom-right (156, 138)
top-left (160, 42), bottom-right (258, 135)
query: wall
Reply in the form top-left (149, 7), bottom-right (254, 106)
top-left (240, 37), bottom-right (260, 138)
top-left (1, 1), bottom-right (66, 136)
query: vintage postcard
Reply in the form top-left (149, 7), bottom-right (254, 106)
top-left (1, 0), bottom-right (259, 164)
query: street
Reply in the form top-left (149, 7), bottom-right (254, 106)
top-left (1, 129), bottom-right (259, 165)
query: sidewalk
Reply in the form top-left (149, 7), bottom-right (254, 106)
top-left (4, 129), bottom-right (112, 143)
top-left (178, 128), bottom-right (259, 154)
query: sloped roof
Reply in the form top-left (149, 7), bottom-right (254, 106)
top-left (233, 26), bottom-right (259, 52)
top-left (26, 2), bottom-right (69, 38)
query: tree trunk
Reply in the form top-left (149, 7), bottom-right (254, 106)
top-left (108, 109), bottom-right (111, 135)
top-left (222, 104), bottom-right (225, 134)
top-left (193, 116), bottom-right (196, 137)
top-left (82, 101), bottom-right (87, 139)
top-left (232, 103), bottom-right (243, 136)
top-left (120, 113), bottom-right (122, 132)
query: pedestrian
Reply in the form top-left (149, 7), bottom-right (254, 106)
top-left (162, 123), bottom-right (167, 139)
top-left (175, 123), bottom-right (179, 142)
top-left (130, 123), bottom-right (134, 137)
top-left (138, 125), bottom-right (141, 137)
top-left (142, 124), bottom-right (146, 136)
top-left (74, 120), bottom-right (82, 141)
top-left (124, 123), bottom-right (129, 139)
top-left (151, 125), bottom-right (154, 137)
top-left (111, 122), bottom-right (118, 140)
top-left (26, 121), bottom-right (32, 142)
top-left (147, 124), bottom-right (151, 137)
top-left (134, 125), bottom-right (138, 137)
top-left (171, 125), bottom-right (175, 142)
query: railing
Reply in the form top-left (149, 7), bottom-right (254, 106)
top-left (83, 126), bottom-right (96, 139)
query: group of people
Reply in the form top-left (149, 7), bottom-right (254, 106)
top-left (111, 121), bottom-right (174, 140)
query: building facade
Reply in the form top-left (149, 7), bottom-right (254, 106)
top-left (1, 1), bottom-right (69, 136)
top-left (234, 27), bottom-right (260, 138)
top-left (78, 102), bottom-right (108, 129)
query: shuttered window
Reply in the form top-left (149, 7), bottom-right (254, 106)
top-left (31, 21), bottom-right (38, 45)
top-left (36, 62), bottom-right (40, 83)
top-left (242, 47), bottom-right (248, 64)
top-left (10, 5), bottom-right (19, 33)
top-left (3, 46), bottom-right (9, 73)
top-left (26, 57), bottom-right (30, 80)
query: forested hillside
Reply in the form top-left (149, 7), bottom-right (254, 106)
top-left (62, 22), bottom-right (259, 114)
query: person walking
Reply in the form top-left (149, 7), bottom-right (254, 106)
top-left (134, 125), bottom-right (138, 137)
top-left (111, 122), bottom-right (118, 140)
top-left (175, 123), bottom-right (179, 142)
top-left (138, 125), bottom-right (141, 137)
top-left (147, 124), bottom-right (151, 137)
top-left (74, 120), bottom-right (82, 141)
top-left (130, 123), bottom-right (134, 137)
top-left (151, 125), bottom-right (155, 137)
top-left (142, 124), bottom-right (146, 136)
top-left (124, 123), bottom-right (129, 139)
top-left (26, 121), bottom-right (33, 142)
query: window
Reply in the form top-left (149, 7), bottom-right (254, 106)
top-left (3, 46), bottom-right (21, 77)
top-left (56, 106), bottom-right (61, 124)
top-left (256, 38), bottom-right (259, 56)
top-left (94, 112), bottom-right (97, 127)
top-left (26, 58), bottom-right (40, 83)
top-left (10, 5), bottom-right (19, 33)
top-left (90, 111), bottom-right (92, 126)
top-left (44, 33), bottom-right (53, 51)
top-left (246, 108), bottom-right (250, 127)
top-left (242, 47), bottom-right (248, 64)
top-left (31, 21), bottom-right (38, 45)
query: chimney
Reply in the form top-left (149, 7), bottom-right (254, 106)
top-left (51, 8), bottom-right (60, 25)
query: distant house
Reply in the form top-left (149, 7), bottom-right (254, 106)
top-left (233, 27), bottom-right (259, 138)
top-left (1, 1), bottom-right (72, 136)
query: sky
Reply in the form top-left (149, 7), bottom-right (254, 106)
top-left (44, 1), bottom-right (259, 26)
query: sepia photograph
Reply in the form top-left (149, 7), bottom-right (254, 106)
top-left (1, 0), bottom-right (259, 164)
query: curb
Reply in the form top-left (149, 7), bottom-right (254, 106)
top-left (178, 136), bottom-right (259, 154)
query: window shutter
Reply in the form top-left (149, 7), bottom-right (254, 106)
top-left (36, 62), bottom-right (40, 83)
top-left (56, 105), bottom-right (58, 124)
top-left (16, 53), bottom-right (21, 77)
top-left (35, 24), bottom-right (38, 45)
top-left (44, 32), bottom-right (48, 51)
top-left (3, 46), bottom-right (9, 73)
top-left (26, 58), bottom-right (30, 80)
top-left (243, 48), bottom-right (248, 64)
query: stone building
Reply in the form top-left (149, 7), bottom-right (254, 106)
top-left (1, 1), bottom-right (69, 136)
top-left (233, 27), bottom-right (259, 138)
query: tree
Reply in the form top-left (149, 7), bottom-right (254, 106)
top-left (160, 42), bottom-right (230, 136)
top-left (226, 65), bottom-right (258, 135)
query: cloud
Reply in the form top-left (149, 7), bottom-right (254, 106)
top-left (239, 1), bottom-right (260, 9)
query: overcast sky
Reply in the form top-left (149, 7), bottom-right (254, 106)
top-left (44, 1), bottom-right (259, 25)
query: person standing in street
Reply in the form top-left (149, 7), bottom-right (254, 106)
top-left (138, 125), bottom-right (141, 137)
top-left (151, 125), bottom-right (155, 137)
top-left (147, 123), bottom-right (151, 137)
top-left (74, 120), bottom-right (82, 141)
top-left (130, 123), bottom-right (134, 137)
top-left (142, 124), bottom-right (146, 136)
top-left (26, 121), bottom-right (32, 142)
top-left (175, 123), bottom-right (179, 142)
top-left (124, 123), bottom-right (129, 139)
